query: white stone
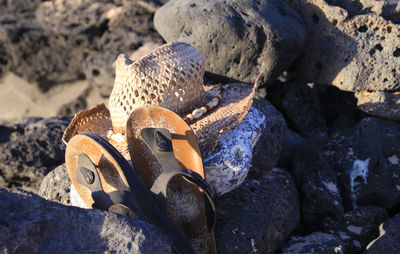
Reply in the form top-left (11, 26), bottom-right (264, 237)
top-left (204, 106), bottom-right (266, 196)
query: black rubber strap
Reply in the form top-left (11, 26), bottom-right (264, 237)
top-left (76, 132), bottom-right (195, 254)
top-left (141, 128), bottom-right (216, 231)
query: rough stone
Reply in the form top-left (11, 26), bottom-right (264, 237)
top-left (266, 81), bottom-right (327, 137)
top-left (154, 0), bottom-right (307, 85)
top-left (0, 15), bottom-right (87, 88)
top-left (36, 0), bottom-right (116, 37)
top-left (82, 42), bottom-right (162, 98)
top-left (323, 206), bottom-right (388, 253)
top-left (38, 164), bottom-right (71, 206)
top-left (288, 0), bottom-right (400, 92)
top-left (95, 0), bottom-right (164, 52)
top-left (0, 188), bottom-right (172, 253)
top-left (214, 168), bottom-right (300, 254)
top-left (365, 213), bottom-right (400, 254)
top-left (355, 90), bottom-right (400, 121)
top-left (250, 97), bottom-right (286, 178)
top-left (314, 84), bottom-right (366, 132)
top-left (292, 142), bottom-right (344, 231)
top-left (204, 106), bottom-right (266, 196)
top-left (277, 128), bottom-right (307, 170)
top-left (0, 117), bottom-right (70, 193)
top-left (282, 232), bottom-right (345, 254)
top-left (325, 117), bottom-right (400, 210)
top-left (326, 0), bottom-right (400, 23)
top-left (0, 0), bottom-right (44, 16)
top-left (82, 51), bottom-right (117, 97)
top-left (0, 41), bottom-right (8, 80)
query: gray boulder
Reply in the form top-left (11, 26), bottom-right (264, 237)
top-left (288, 0), bottom-right (400, 92)
top-left (0, 117), bottom-right (70, 193)
top-left (365, 213), bottom-right (400, 254)
top-left (214, 168), bottom-right (300, 254)
top-left (0, 188), bottom-right (172, 253)
top-left (282, 232), bottom-right (345, 254)
top-left (154, 0), bottom-right (306, 85)
top-left (325, 117), bottom-right (400, 210)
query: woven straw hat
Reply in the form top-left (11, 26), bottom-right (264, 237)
top-left (63, 42), bottom-right (258, 157)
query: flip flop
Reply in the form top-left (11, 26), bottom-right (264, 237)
top-left (65, 132), bottom-right (195, 254)
top-left (126, 105), bottom-right (216, 254)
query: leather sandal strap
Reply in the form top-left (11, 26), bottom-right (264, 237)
top-left (141, 127), bottom-right (216, 231)
top-left (76, 132), bottom-right (196, 254)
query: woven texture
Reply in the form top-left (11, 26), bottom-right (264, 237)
top-left (64, 42), bottom-right (257, 156)
top-left (109, 42), bottom-right (206, 134)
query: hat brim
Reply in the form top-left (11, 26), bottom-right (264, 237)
top-left (62, 81), bottom-right (257, 157)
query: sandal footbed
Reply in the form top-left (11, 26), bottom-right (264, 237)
top-left (126, 105), bottom-right (216, 254)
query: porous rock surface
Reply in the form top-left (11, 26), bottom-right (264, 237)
top-left (325, 117), bottom-right (400, 210)
top-left (326, 0), bottom-right (400, 23)
top-left (266, 81), bottom-right (327, 137)
top-left (292, 142), bottom-right (344, 232)
top-left (355, 90), bottom-right (400, 121)
top-left (250, 98), bottom-right (286, 178)
top-left (288, 0), bottom-right (400, 92)
top-left (365, 213), bottom-right (400, 254)
top-left (0, 188), bottom-right (172, 253)
top-left (38, 164), bottom-right (71, 206)
top-left (0, 15), bottom-right (88, 88)
top-left (154, 0), bottom-right (307, 85)
top-left (282, 232), bottom-right (345, 254)
top-left (0, 0), bottom-right (163, 89)
top-left (40, 167), bottom-right (299, 253)
top-left (0, 117), bottom-right (70, 193)
top-left (204, 106), bottom-right (266, 195)
top-left (322, 206), bottom-right (388, 253)
top-left (214, 168), bottom-right (300, 254)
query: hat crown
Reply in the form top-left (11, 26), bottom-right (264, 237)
top-left (109, 42), bottom-right (206, 133)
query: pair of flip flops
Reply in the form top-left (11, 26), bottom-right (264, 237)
top-left (65, 105), bottom-right (216, 254)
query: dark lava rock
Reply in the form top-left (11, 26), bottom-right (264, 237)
top-left (266, 81), bottom-right (327, 137)
top-left (214, 168), bottom-right (300, 254)
top-left (314, 84), bottom-right (366, 133)
top-left (0, 15), bottom-right (88, 88)
top-left (154, 0), bottom-right (306, 85)
top-left (323, 206), bottom-right (388, 253)
top-left (0, 41), bottom-right (8, 80)
top-left (326, 0), bottom-right (400, 24)
top-left (0, 117), bottom-right (70, 193)
top-left (250, 98), bottom-right (286, 178)
top-left (36, 0), bottom-right (116, 37)
top-left (38, 164), bottom-right (71, 206)
top-left (82, 51), bottom-right (117, 97)
top-left (292, 141), bottom-right (344, 232)
top-left (0, 188), bottom-right (172, 253)
top-left (365, 213), bottom-right (400, 254)
top-left (325, 117), bottom-right (400, 211)
top-left (288, 0), bottom-right (400, 92)
top-left (355, 90), bottom-right (400, 121)
top-left (282, 232), bottom-right (345, 254)
top-left (0, 0), bottom-right (44, 16)
top-left (277, 128), bottom-right (307, 170)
